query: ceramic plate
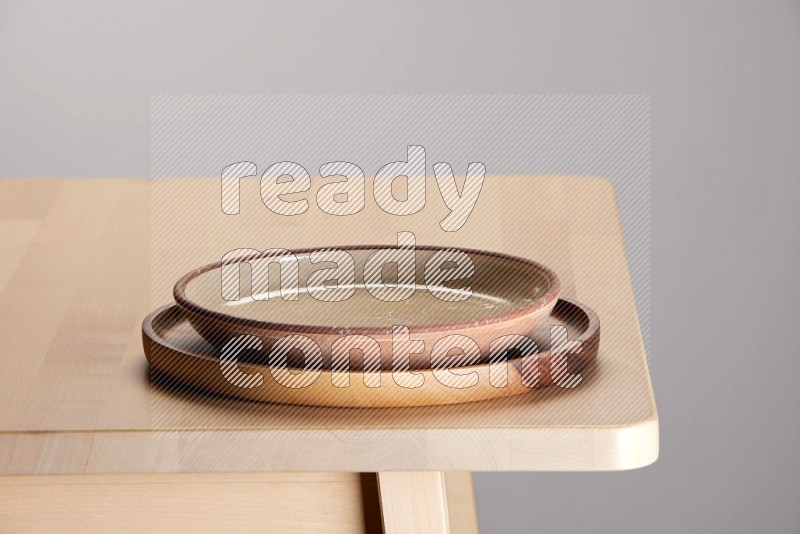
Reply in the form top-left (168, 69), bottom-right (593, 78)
top-left (174, 246), bottom-right (561, 370)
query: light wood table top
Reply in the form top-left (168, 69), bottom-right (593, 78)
top-left (0, 176), bottom-right (657, 475)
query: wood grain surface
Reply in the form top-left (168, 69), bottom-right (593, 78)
top-left (0, 472), bottom-right (383, 533)
top-left (0, 176), bottom-right (658, 474)
top-left (378, 472), bottom-right (451, 533)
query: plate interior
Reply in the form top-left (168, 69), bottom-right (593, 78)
top-left (184, 249), bottom-right (552, 328)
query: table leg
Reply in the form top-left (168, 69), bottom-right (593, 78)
top-left (444, 471), bottom-right (480, 534)
top-left (377, 471), bottom-right (479, 534)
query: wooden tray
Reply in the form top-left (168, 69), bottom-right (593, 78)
top-left (142, 298), bottom-right (599, 408)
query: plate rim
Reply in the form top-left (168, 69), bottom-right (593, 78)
top-left (173, 245), bottom-right (561, 335)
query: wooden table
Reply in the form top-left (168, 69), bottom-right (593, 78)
top-left (0, 176), bottom-right (658, 533)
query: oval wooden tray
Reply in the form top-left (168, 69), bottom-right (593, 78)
top-left (142, 298), bottom-right (599, 408)
top-left (174, 246), bottom-right (561, 370)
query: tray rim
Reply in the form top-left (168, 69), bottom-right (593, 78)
top-left (142, 298), bottom-right (599, 408)
top-left (144, 297), bottom-right (598, 377)
top-left (173, 245), bottom-right (561, 336)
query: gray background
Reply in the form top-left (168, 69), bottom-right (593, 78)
top-left (1, 1), bottom-right (798, 532)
